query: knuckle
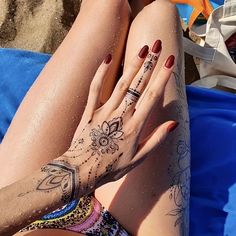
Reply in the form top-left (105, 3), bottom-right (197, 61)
top-left (146, 90), bottom-right (157, 100)
top-left (130, 59), bottom-right (141, 70)
top-left (124, 59), bottom-right (141, 76)
top-left (90, 0), bottom-right (130, 20)
top-left (104, 0), bottom-right (125, 8)
top-left (107, 0), bottom-right (130, 15)
top-left (126, 127), bottom-right (134, 136)
top-left (125, 122), bottom-right (139, 136)
top-left (117, 80), bottom-right (129, 92)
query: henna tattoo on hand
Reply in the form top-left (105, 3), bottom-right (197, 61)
top-left (38, 161), bottom-right (78, 203)
top-left (143, 53), bottom-right (158, 73)
top-left (61, 116), bottom-right (125, 194)
top-left (126, 88), bottom-right (141, 102)
top-left (135, 53), bottom-right (158, 90)
top-left (121, 53), bottom-right (158, 117)
top-left (68, 138), bottom-right (84, 152)
top-left (121, 97), bottom-right (135, 116)
top-left (18, 160), bottom-right (79, 204)
top-left (89, 117), bottom-right (124, 155)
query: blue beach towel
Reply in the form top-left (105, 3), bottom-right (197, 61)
top-left (0, 48), bottom-right (236, 235)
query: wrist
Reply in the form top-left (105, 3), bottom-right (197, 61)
top-left (55, 153), bottom-right (94, 200)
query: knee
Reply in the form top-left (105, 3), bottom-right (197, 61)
top-left (139, 0), bottom-right (179, 20)
top-left (81, 0), bottom-right (130, 21)
top-left (109, 0), bottom-right (131, 19)
top-left (106, 0), bottom-right (130, 12)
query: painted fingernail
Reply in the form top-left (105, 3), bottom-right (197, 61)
top-left (138, 45), bottom-right (149, 59)
top-left (152, 40), bottom-right (162, 53)
top-left (164, 55), bottom-right (175, 69)
top-left (167, 122), bottom-right (179, 133)
top-left (104, 54), bottom-right (112, 64)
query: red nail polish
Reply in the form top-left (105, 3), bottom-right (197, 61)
top-left (104, 54), bottom-right (112, 64)
top-left (138, 45), bottom-right (149, 59)
top-left (152, 40), bottom-right (162, 53)
top-left (167, 122), bottom-right (179, 133)
top-left (165, 55), bottom-right (175, 68)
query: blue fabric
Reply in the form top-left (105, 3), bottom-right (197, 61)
top-left (176, 4), bottom-right (194, 25)
top-left (0, 49), bottom-right (50, 139)
top-left (0, 48), bottom-right (236, 235)
top-left (211, 0), bottom-right (225, 9)
top-left (176, 0), bottom-right (225, 25)
top-left (187, 86), bottom-right (236, 236)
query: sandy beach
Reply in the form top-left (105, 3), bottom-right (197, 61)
top-left (0, 0), bottom-right (199, 83)
top-left (0, 0), bottom-right (81, 53)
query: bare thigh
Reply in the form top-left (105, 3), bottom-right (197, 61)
top-left (0, 0), bottom-right (130, 187)
top-left (95, 1), bottom-right (190, 235)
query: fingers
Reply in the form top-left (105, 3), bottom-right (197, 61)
top-left (133, 55), bottom-right (175, 127)
top-left (104, 45), bottom-right (149, 111)
top-left (84, 54), bottom-right (112, 119)
top-left (130, 120), bottom-right (179, 166)
top-left (118, 40), bottom-right (162, 117)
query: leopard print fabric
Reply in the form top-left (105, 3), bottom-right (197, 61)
top-left (20, 196), bottom-right (130, 236)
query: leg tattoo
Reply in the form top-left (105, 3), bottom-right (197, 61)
top-left (167, 48), bottom-right (191, 236)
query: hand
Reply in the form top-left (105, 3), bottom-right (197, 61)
top-left (61, 40), bottom-right (178, 194)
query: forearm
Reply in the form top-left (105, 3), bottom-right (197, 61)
top-left (0, 158), bottom-right (84, 236)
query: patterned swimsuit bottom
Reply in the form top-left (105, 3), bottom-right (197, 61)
top-left (20, 195), bottom-right (130, 236)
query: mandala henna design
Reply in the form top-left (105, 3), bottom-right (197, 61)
top-left (90, 117), bottom-right (124, 155)
top-left (38, 161), bottom-right (78, 204)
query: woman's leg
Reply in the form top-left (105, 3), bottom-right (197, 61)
top-left (95, 1), bottom-right (190, 235)
top-left (0, 0), bottom-right (130, 187)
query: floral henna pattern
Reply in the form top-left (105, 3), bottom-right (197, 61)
top-left (167, 45), bottom-right (191, 236)
top-left (18, 161), bottom-right (78, 204)
top-left (144, 61), bottom-right (153, 72)
top-left (143, 54), bottom-right (158, 73)
top-left (38, 162), bottom-right (78, 203)
top-left (90, 117), bottom-right (124, 155)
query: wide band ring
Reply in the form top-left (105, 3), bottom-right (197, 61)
top-left (125, 88), bottom-right (141, 103)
